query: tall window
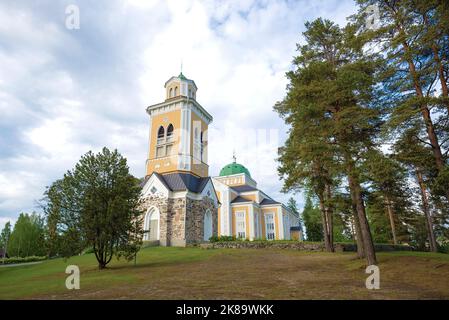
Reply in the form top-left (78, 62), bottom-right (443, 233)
top-left (200, 131), bottom-right (204, 161)
top-left (236, 211), bottom-right (246, 239)
top-left (167, 124), bottom-right (174, 142)
top-left (157, 126), bottom-right (165, 144)
top-left (169, 88), bottom-right (173, 98)
top-left (174, 86), bottom-right (178, 96)
top-left (155, 124), bottom-right (174, 158)
top-left (265, 213), bottom-right (275, 240)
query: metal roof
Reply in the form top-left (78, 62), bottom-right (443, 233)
top-left (230, 185), bottom-right (258, 193)
top-left (231, 196), bottom-right (253, 204)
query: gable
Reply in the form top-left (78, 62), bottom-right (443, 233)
top-left (141, 173), bottom-right (170, 198)
top-left (200, 178), bottom-right (219, 207)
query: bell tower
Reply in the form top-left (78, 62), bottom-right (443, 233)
top-left (145, 73), bottom-right (213, 178)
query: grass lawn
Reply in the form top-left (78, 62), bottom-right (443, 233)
top-left (1, 247), bottom-right (449, 299)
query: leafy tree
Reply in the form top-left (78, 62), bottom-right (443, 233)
top-left (8, 213), bottom-right (46, 257)
top-left (43, 147), bottom-right (144, 269)
top-left (286, 197), bottom-right (303, 227)
top-left (0, 221), bottom-right (12, 255)
top-left (301, 196), bottom-right (323, 242)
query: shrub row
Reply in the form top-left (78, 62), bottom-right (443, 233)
top-left (0, 256), bottom-right (47, 265)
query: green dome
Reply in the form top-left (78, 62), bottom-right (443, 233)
top-left (219, 162), bottom-right (251, 177)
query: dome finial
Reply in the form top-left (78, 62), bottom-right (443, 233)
top-left (232, 150), bottom-right (236, 163)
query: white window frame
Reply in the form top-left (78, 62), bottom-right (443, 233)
top-left (235, 211), bottom-right (246, 239)
top-left (265, 213), bottom-right (275, 241)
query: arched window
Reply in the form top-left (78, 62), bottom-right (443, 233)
top-left (157, 126), bottom-right (165, 142)
top-left (143, 207), bottom-right (160, 241)
top-left (166, 124), bottom-right (174, 142)
top-left (174, 86), bottom-right (178, 96)
top-left (188, 89), bottom-right (192, 98)
top-left (200, 131), bottom-right (204, 161)
top-left (169, 88), bottom-right (173, 98)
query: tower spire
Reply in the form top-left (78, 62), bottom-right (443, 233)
top-left (232, 150), bottom-right (237, 163)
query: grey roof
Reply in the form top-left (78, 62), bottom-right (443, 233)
top-left (231, 196), bottom-right (253, 204)
top-left (259, 198), bottom-right (281, 206)
top-left (159, 172), bottom-right (211, 193)
top-left (230, 185), bottom-right (258, 193)
top-left (290, 226), bottom-right (303, 231)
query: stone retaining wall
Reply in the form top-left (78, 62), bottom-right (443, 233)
top-left (199, 241), bottom-right (415, 252)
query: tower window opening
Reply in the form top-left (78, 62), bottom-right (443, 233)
top-left (169, 88), bottom-right (173, 98)
top-left (174, 86), bottom-right (178, 96)
top-left (157, 126), bottom-right (165, 145)
top-left (200, 131), bottom-right (204, 162)
top-left (167, 124), bottom-right (174, 142)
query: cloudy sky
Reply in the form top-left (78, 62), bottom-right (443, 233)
top-left (0, 0), bottom-right (357, 229)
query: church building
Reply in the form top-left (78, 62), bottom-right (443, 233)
top-left (140, 73), bottom-right (301, 246)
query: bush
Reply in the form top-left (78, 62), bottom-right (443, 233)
top-left (1, 256), bottom-right (47, 265)
top-left (437, 240), bottom-right (449, 254)
top-left (209, 235), bottom-right (236, 242)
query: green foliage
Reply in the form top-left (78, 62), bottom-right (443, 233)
top-left (209, 236), bottom-right (236, 243)
top-left (7, 213), bottom-right (46, 257)
top-left (0, 221), bottom-right (12, 252)
top-left (301, 197), bottom-right (323, 242)
top-left (43, 147), bottom-right (144, 269)
top-left (1, 256), bottom-right (47, 265)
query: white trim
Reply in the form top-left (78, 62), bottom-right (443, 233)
top-left (141, 174), bottom-right (170, 198)
top-left (249, 205), bottom-right (255, 241)
top-left (203, 209), bottom-right (213, 241)
top-left (143, 206), bottom-right (160, 241)
top-left (277, 207), bottom-right (284, 239)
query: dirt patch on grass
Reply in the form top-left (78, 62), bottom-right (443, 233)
top-left (32, 249), bottom-right (449, 300)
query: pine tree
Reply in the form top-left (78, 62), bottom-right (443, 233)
top-left (301, 196), bottom-right (323, 242)
top-left (354, 0), bottom-right (449, 201)
top-left (275, 19), bottom-right (381, 264)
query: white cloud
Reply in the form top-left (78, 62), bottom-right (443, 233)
top-left (0, 0), bottom-right (356, 226)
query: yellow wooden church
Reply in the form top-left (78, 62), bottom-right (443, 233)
top-left (140, 73), bottom-right (301, 246)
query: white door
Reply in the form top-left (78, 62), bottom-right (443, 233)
top-left (265, 213), bottom-right (275, 240)
top-left (203, 210), bottom-right (213, 241)
top-left (144, 207), bottom-right (160, 241)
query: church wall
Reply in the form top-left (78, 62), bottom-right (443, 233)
top-left (185, 197), bottom-right (218, 243)
top-left (146, 108), bottom-right (181, 176)
top-left (190, 111), bottom-right (209, 177)
top-left (140, 195), bottom-right (186, 247)
top-left (231, 205), bottom-right (251, 239)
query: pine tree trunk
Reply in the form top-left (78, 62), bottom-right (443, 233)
top-left (399, 38), bottom-right (449, 200)
top-left (416, 168), bottom-right (438, 252)
top-left (325, 184), bottom-right (334, 252)
top-left (318, 194), bottom-right (333, 252)
top-left (352, 201), bottom-right (365, 259)
top-left (385, 196), bottom-right (398, 245)
top-left (347, 160), bottom-right (377, 265)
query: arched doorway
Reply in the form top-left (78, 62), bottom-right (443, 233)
top-left (143, 207), bottom-right (160, 241)
top-left (203, 209), bottom-right (213, 241)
